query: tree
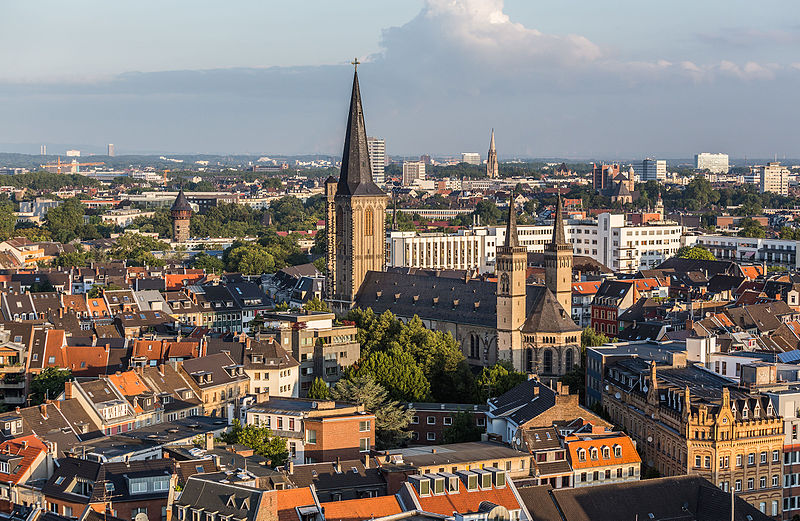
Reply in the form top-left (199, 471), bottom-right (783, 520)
top-left (442, 411), bottom-right (484, 444)
top-left (674, 245), bottom-right (716, 261)
top-left (738, 217), bottom-right (766, 238)
top-left (331, 375), bottom-right (413, 449)
top-left (0, 202), bottom-right (16, 241)
top-left (476, 361), bottom-right (527, 402)
top-left (303, 297), bottom-right (331, 312)
top-left (308, 377), bottom-right (330, 400)
top-left (191, 251), bottom-right (225, 273)
top-left (30, 368), bottom-right (71, 405)
top-left (224, 245), bottom-right (275, 275)
top-left (108, 233), bottom-right (169, 266)
top-left (474, 200), bottom-right (501, 225)
top-left (581, 327), bottom-right (610, 348)
top-left (45, 198), bottom-right (86, 243)
top-left (220, 419), bottom-right (289, 467)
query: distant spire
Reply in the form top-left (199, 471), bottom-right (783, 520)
top-left (336, 67), bottom-right (384, 197)
top-left (489, 129), bottom-right (496, 151)
top-left (486, 129), bottom-right (498, 178)
top-left (550, 191), bottom-right (567, 248)
top-left (504, 192), bottom-right (519, 248)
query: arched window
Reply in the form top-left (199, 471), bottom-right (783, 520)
top-left (565, 349), bottom-right (574, 372)
top-left (543, 349), bottom-right (553, 374)
top-left (365, 207), bottom-right (374, 236)
top-left (469, 334), bottom-right (479, 360)
top-left (500, 273), bottom-right (510, 295)
top-left (525, 348), bottom-right (533, 373)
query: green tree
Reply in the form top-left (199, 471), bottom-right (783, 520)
top-left (307, 377), bottom-right (330, 400)
top-left (108, 233), bottom-right (169, 266)
top-left (738, 217), bottom-right (765, 238)
top-left (224, 245), bottom-right (275, 274)
top-left (330, 375), bottom-right (413, 449)
top-left (581, 326), bottom-right (610, 348)
top-left (474, 200), bottom-right (501, 225)
top-left (476, 361), bottom-right (527, 402)
top-left (674, 245), bottom-right (716, 261)
top-left (220, 419), bottom-right (288, 467)
top-left (442, 411), bottom-right (484, 444)
top-left (303, 297), bottom-right (331, 312)
top-left (191, 251), bottom-right (225, 273)
top-left (0, 202), bottom-right (16, 241)
top-left (780, 227), bottom-right (800, 240)
top-left (30, 368), bottom-right (71, 405)
top-left (45, 198), bottom-right (86, 243)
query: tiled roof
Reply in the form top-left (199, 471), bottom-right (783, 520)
top-left (320, 496), bottom-right (402, 521)
top-left (276, 487), bottom-right (316, 521)
top-left (0, 435), bottom-right (48, 484)
top-left (412, 481), bottom-right (521, 515)
top-left (565, 433), bottom-right (640, 470)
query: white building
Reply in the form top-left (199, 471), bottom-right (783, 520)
top-left (754, 162), bottom-right (789, 195)
top-left (66, 150), bottom-right (80, 157)
top-left (386, 213), bottom-right (684, 273)
top-left (636, 158), bottom-right (666, 181)
top-left (402, 161), bottom-right (426, 186)
top-left (367, 137), bottom-right (386, 186)
top-left (461, 153), bottom-right (481, 165)
top-left (695, 153), bottom-right (729, 174)
top-left (695, 234), bottom-right (798, 269)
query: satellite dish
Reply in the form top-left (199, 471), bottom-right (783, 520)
top-left (135, 514), bottom-right (149, 521)
top-left (615, 392), bottom-right (621, 399)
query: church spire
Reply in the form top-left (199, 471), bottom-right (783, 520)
top-left (549, 191), bottom-right (568, 250)
top-left (505, 192), bottom-right (519, 248)
top-left (336, 66), bottom-right (384, 197)
top-left (486, 129), bottom-right (498, 178)
top-left (490, 128), bottom-right (496, 151)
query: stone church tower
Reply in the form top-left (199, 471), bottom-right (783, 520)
top-left (496, 196), bottom-right (527, 367)
top-left (171, 189), bottom-right (192, 243)
top-left (325, 67), bottom-right (387, 311)
top-left (486, 129), bottom-right (498, 178)
top-left (545, 192), bottom-right (572, 316)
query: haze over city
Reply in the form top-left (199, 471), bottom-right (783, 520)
top-left (3, 0), bottom-right (800, 157)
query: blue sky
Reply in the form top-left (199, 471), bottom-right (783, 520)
top-left (2, 0), bottom-right (799, 158)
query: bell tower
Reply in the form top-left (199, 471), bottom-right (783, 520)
top-left (326, 62), bottom-right (388, 311)
top-left (496, 194), bottom-right (527, 368)
top-left (545, 192), bottom-right (572, 317)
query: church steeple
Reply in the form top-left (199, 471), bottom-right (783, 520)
top-left (504, 192), bottom-right (519, 248)
top-left (496, 192), bottom-right (527, 369)
top-left (548, 192), bottom-right (569, 251)
top-left (545, 190), bottom-right (573, 318)
top-left (486, 129), bottom-right (499, 179)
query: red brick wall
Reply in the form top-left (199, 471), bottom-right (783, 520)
top-left (45, 497), bottom-right (87, 518)
top-left (408, 410), bottom-right (486, 444)
top-left (112, 498), bottom-right (169, 521)
top-left (304, 415), bottom-right (375, 463)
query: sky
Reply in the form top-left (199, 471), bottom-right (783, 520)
top-left (1, 0), bottom-right (800, 159)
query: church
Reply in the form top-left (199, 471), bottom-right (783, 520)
top-left (325, 67), bottom-right (581, 378)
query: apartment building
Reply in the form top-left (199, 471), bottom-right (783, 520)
top-left (262, 311), bottom-right (359, 395)
top-left (603, 358), bottom-right (784, 517)
top-left (180, 352), bottom-right (250, 419)
top-left (753, 162), bottom-right (790, 195)
top-left (405, 403), bottom-right (487, 444)
top-left (564, 432), bottom-right (641, 488)
top-left (766, 388), bottom-right (800, 519)
top-left (695, 234), bottom-right (798, 269)
top-left (386, 213), bottom-right (683, 273)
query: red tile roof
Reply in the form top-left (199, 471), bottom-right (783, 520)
top-left (0, 435), bottom-right (48, 484)
top-left (275, 487), bottom-right (315, 521)
top-left (412, 482), bottom-right (521, 515)
top-left (565, 433), bottom-right (641, 470)
top-left (320, 496), bottom-right (402, 521)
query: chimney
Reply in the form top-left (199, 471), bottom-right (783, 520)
top-left (64, 381), bottom-right (73, 400)
top-left (246, 337), bottom-right (252, 349)
top-left (14, 407), bottom-right (20, 414)
top-left (287, 460), bottom-right (294, 474)
top-left (431, 448), bottom-right (437, 454)
top-left (205, 432), bottom-right (214, 451)
top-left (39, 404), bottom-right (47, 419)
top-left (363, 454), bottom-right (370, 469)
top-left (334, 457), bottom-right (341, 473)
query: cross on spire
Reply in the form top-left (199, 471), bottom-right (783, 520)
top-left (351, 57), bottom-right (360, 71)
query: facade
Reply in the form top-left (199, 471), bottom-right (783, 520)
top-left (325, 70), bottom-right (388, 311)
top-left (694, 234), bottom-right (798, 269)
top-left (180, 352), bottom-right (250, 419)
top-left (754, 162), bottom-right (790, 196)
top-left (406, 403), bottom-right (487, 444)
top-left (486, 130), bottom-right (498, 178)
top-left (401, 161), bottom-right (425, 186)
top-left (603, 359), bottom-right (784, 516)
top-left (170, 190), bottom-right (192, 243)
top-left (366, 137), bottom-right (386, 186)
top-left (695, 152), bottom-right (729, 173)
top-left (766, 388), bottom-right (800, 518)
top-left (637, 158), bottom-right (666, 181)
top-left (385, 213), bottom-right (683, 274)
top-left (107, 144), bottom-right (115, 157)
top-left (565, 432), bottom-right (641, 488)
top-left (461, 153), bottom-right (481, 165)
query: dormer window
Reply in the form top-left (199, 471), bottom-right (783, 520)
top-left (590, 448), bottom-right (598, 460)
top-left (578, 449), bottom-right (586, 462)
top-left (614, 445), bottom-right (622, 458)
top-left (742, 408), bottom-right (748, 419)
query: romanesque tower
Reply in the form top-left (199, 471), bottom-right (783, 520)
top-left (496, 195), bottom-right (527, 367)
top-left (486, 129), bottom-right (498, 178)
top-left (171, 189), bottom-right (192, 243)
top-left (326, 64), bottom-right (388, 311)
top-left (545, 192), bottom-right (572, 316)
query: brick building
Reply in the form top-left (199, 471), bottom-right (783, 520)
top-left (405, 403), bottom-right (487, 444)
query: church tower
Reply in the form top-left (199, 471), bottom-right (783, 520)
top-left (545, 192), bottom-right (572, 316)
top-left (171, 189), bottom-right (192, 243)
top-left (486, 129), bottom-right (498, 178)
top-left (326, 65), bottom-right (388, 311)
top-left (496, 195), bottom-right (527, 368)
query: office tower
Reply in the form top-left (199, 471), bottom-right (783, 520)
top-left (461, 153), bottom-right (481, 165)
top-left (486, 129), bottom-right (498, 178)
top-left (754, 162), bottom-right (789, 195)
top-left (420, 154), bottom-right (432, 165)
top-left (402, 161), bottom-right (426, 186)
top-left (694, 153), bottom-right (729, 174)
top-left (66, 150), bottom-right (80, 157)
top-left (40, 145), bottom-right (46, 155)
top-left (366, 137), bottom-right (385, 185)
top-left (107, 144), bottom-right (115, 157)
top-left (637, 158), bottom-right (666, 181)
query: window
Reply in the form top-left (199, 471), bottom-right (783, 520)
top-left (748, 453), bottom-right (755, 465)
top-left (736, 454), bottom-right (742, 467)
top-left (64, 506), bottom-right (72, 517)
top-left (748, 478), bottom-right (754, 490)
top-left (760, 476), bottom-right (766, 489)
top-left (153, 479), bottom-right (169, 492)
top-left (735, 480), bottom-right (741, 492)
top-left (443, 417), bottom-right (453, 426)
top-left (761, 452), bottom-right (767, 464)
top-left (364, 207), bottom-right (374, 236)
top-left (773, 450), bottom-right (780, 462)
top-left (132, 508), bottom-right (147, 520)
top-left (359, 420), bottom-right (371, 432)
top-left (411, 416), bottom-right (419, 424)
top-left (130, 481), bottom-right (147, 493)
top-left (360, 438), bottom-right (371, 451)
top-left (614, 446), bottom-right (622, 458)
top-left (427, 432), bottom-right (436, 441)
top-left (773, 475), bottom-right (779, 487)
top-left (695, 455), bottom-right (701, 468)
top-left (427, 416), bottom-right (435, 425)
top-left (306, 429), bottom-right (317, 444)
top-left (704, 456), bottom-right (710, 468)
top-left (580, 472), bottom-right (587, 483)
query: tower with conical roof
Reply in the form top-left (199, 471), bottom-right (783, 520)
top-left (326, 63), bottom-right (388, 310)
top-left (486, 129), bottom-right (498, 178)
top-left (496, 193), bottom-right (527, 366)
top-left (545, 192), bottom-right (572, 316)
top-left (171, 189), bottom-right (192, 243)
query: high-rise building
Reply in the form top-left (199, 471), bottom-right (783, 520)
top-left (420, 154), bottom-right (432, 165)
top-left (754, 162), bottom-right (789, 195)
top-left (486, 130), bottom-right (498, 178)
top-left (40, 145), bottom-right (46, 155)
top-left (107, 144), bottom-right (115, 157)
top-left (636, 158), bottom-right (666, 181)
top-left (694, 152), bottom-right (729, 173)
top-left (171, 189), bottom-right (192, 243)
top-left (325, 67), bottom-right (388, 311)
top-left (461, 153), bottom-right (481, 165)
top-left (366, 137), bottom-right (385, 185)
top-left (402, 161), bottom-right (426, 186)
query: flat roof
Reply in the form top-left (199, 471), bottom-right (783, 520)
top-left (385, 441), bottom-right (526, 467)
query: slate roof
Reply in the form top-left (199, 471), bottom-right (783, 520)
top-left (176, 476), bottom-right (265, 521)
top-left (42, 457), bottom-right (102, 503)
top-left (488, 379), bottom-right (557, 426)
top-left (656, 257), bottom-right (742, 278)
top-left (521, 287), bottom-right (580, 334)
top-left (171, 190), bottom-right (192, 212)
top-left (89, 459), bottom-right (175, 502)
top-left (286, 459), bottom-right (384, 492)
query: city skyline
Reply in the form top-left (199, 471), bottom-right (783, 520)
top-left (2, 0), bottom-right (800, 157)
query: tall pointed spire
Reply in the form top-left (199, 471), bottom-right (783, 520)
top-left (490, 129), bottom-right (496, 150)
top-left (486, 129), bottom-right (499, 178)
top-left (549, 191), bottom-right (568, 249)
top-left (504, 192), bottom-right (519, 248)
top-left (337, 68), bottom-right (384, 197)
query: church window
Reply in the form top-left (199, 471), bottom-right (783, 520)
top-left (469, 334), bottom-right (480, 360)
top-left (543, 349), bottom-right (553, 374)
top-left (565, 349), bottom-right (574, 372)
top-left (525, 349), bottom-right (533, 373)
top-left (365, 207), bottom-right (374, 236)
top-left (500, 273), bottom-right (510, 295)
